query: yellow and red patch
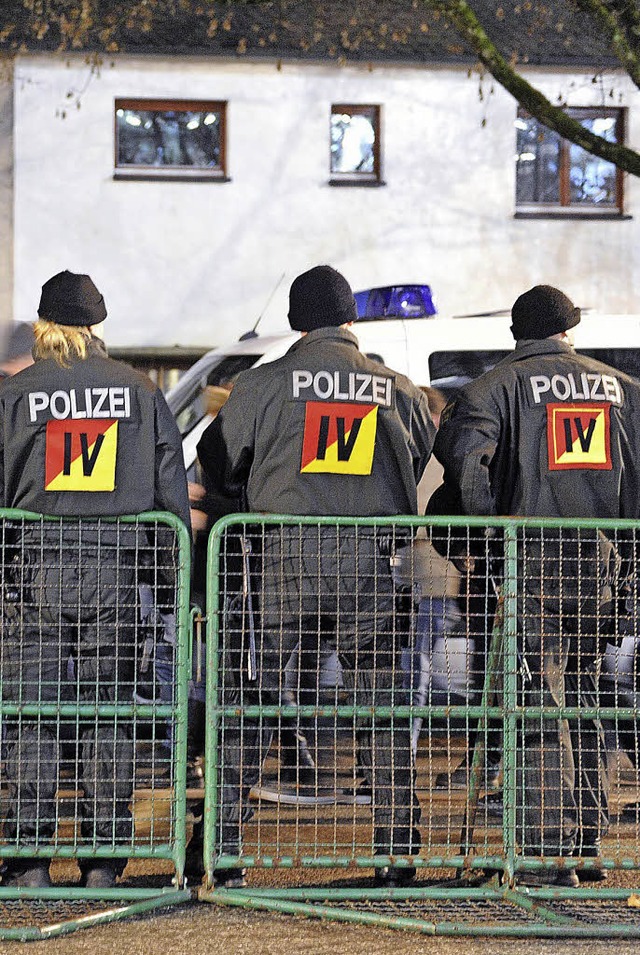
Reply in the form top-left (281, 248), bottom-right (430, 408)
top-left (546, 403), bottom-right (612, 471)
top-left (300, 401), bottom-right (378, 475)
top-left (45, 419), bottom-right (118, 491)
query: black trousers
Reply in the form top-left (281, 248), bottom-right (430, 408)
top-left (216, 526), bottom-right (420, 858)
top-left (1, 541), bottom-right (136, 871)
top-left (515, 532), bottom-right (609, 856)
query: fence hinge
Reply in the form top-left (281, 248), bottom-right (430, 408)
top-left (191, 609), bottom-right (207, 683)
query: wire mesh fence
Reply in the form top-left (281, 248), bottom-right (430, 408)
top-left (0, 510), bottom-right (192, 896)
top-left (5, 509), bottom-right (640, 936)
top-left (202, 514), bottom-right (640, 934)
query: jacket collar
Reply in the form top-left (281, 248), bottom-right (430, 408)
top-left (287, 325), bottom-right (360, 354)
top-left (506, 338), bottom-right (575, 363)
top-left (34, 333), bottom-right (108, 364)
top-left (86, 335), bottom-right (109, 358)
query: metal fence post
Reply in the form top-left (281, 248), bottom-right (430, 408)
top-left (0, 510), bottom-right (193, 939)
top-left (200, 513), bottom-right (640, 937)
top-left (501, 522), bottom-right (519, 887)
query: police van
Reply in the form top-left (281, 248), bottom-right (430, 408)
top-left (166, 286), bottom-right (640, 473)
top-left (166, 289), bottom-right (640, 711)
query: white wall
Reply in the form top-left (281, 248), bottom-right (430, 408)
top-left (0, 66), bottom-right (13, 334)
top-left (12, 54), bottom-right (640, 347)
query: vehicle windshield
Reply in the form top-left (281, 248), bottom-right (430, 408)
top-left (429, 346), bottom-right (640, 402)
top-left (355, 285), bottom-right (437, 321)
top-left (173, 354), bottom-right (261, 436)
top-left (579, 348), bottom-right (640, 381)
top-left (429, 350), bottom-right (510, 398)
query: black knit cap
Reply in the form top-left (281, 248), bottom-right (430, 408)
top-left (38, 270), bottom-right (107, 327)
top-left (511, 285), bottom-right (580, 341)
top-left (288, 265), bottom-right (358, 332)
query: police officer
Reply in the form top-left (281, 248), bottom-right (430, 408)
top-left (434, 285), bottom-right (640, 886)
top-left (0, 270), bottom-right (190, 888)
top-left (0, 322), bottom-right (34, 379)
top-left (197, 265), bottom-right (434, 887)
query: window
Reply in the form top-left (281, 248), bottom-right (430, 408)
top-left (428, 350), bottom-right (509, 398)
top-left (515, 107), bottom-right (624, 215)
top-left (578, 348), bottom-right (640, 382)
top-left (173, 355), bottom-right (261, 437)
top-left (428, 347), bottom-right (640, 402)
top-left (114, 99), bottom-right (227, 180)
top-left (330, 104), bottom-right (382, 185)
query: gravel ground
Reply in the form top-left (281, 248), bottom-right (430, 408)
top-left (3, 740), bottom-right (640, 953)
top-left (3, 862), bottom-right (640, 955)
top-left (2, 898), bottom-right (640, 955)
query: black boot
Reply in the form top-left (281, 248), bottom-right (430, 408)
top-left (279, 726), bottom-right (316, 783)
top-left (2, 861), bottom-right (51, 888)
top-left (574, 837), bottom-right (606, 882)
top-left (184, 816), bottom-right (205, 882)
top-left (374, 865), bottom-right (416, 887)
top-left (82, 864), bottom-right (118, 889)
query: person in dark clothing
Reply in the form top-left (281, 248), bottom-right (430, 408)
top-left (187, 420), bottom-right (240, 785)
top-left (434, 284), bottom-right (640, 887)
top-left (425, 481), bottom-right (503, 794)
top-left (197, 264), bottom-right (434, 888)
top-left (0, 270), bottom-right (190, 889)
top-left (0, 322), bottom-right (35, 379)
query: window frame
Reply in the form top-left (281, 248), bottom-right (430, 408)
top-left (515, 106), bottom-right (625, 217)
top-left (329, 103), bottom-right (383, 187)
top-left (113, 98), bottom-right (228, 182)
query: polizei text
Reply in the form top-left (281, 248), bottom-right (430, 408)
top-left (291, 370), bottom-right (394, 407)
top-left (28, 387), bottom-right (132, 423)
top-left (529, 373), bottom-right (622, 405)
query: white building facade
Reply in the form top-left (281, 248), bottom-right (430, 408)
top-left (1, 53), bottom-right (638, 347)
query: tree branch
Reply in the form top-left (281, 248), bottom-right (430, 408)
top-left (573, 0), bottom-right (640, 88)
top-left (427, 0), bottom-right (640, 177)
top-left (604, 0), bottom-right (640, 59)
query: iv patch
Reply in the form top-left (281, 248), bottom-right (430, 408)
top-left (45, 418), bottom-right (118, 491)
top-left (300, 401), bottom-right (378, 474)
top-left (546, 403), bottom-right (612, 471)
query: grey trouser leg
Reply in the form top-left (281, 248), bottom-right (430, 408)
top-left (216, 527), bottom-right (420, 857)
top-left (516, 533), bottom-right (608, 856)
top-left (2, 544), bottom-right (136, 867)
top-left (340, 633), bottom-right (420, 855)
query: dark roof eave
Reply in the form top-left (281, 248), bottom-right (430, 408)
top-left (6, 43), bottom-right (620, 72)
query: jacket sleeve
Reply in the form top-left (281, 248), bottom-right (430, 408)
top-left (0, 394), bottom-right (4, 509)
top-left (411, 388), bottom-right (436, 485)
top-left (618, 389), bottom-right (640, 521)
top-left (433, 387), bottom-right (501, 517)
top-left (196, 375), bottom-right (255, 500)
top-left (153, 390), bottom-right (192, 535)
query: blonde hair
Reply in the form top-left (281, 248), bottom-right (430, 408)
top-left (420, 385), bottom-right (448, 424)
top-left (33, 320), bottom-right (94, 367)
top-left (203, 384), bottom-right (232, 417)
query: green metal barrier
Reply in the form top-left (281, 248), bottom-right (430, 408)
top-left (0, 510), bottom-right (193, 940)
top-left (201, 513), bottom-right (640, 937)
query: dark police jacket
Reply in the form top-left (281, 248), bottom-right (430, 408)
top-left (0, 338), bottom-right (190, 528)
top-left (197, 326), bottom-right (435, 516)
top-left (434, 338), bottom-right (640, 520)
